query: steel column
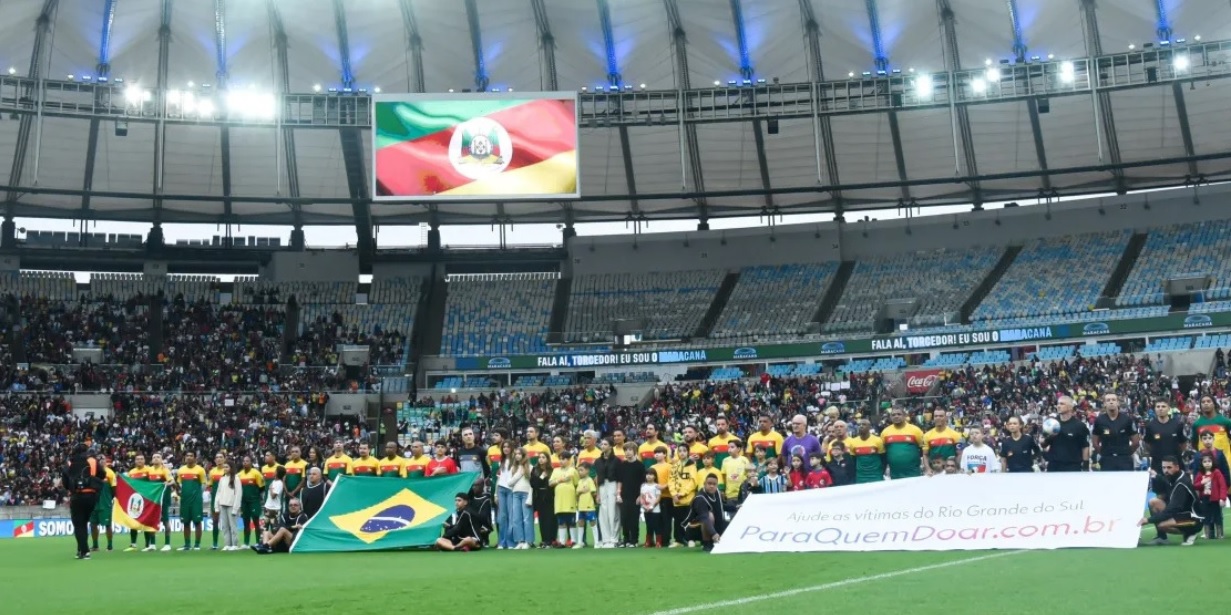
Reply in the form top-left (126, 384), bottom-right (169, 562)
top-left (97, 0), bottom-right (117, 76)
top-left (799, 0), bottom-right (843, 213)
top-left (463, 0), bottom-right (490, 92)
top-left (1006, 0), bottom-right (1051, 190)
top-left (1171, 82), bottom-right (1200, 177)
top-left (938, 0), bottom-right (983, 206)
top-left (664, 0), bottom-right (708, 224)
top-left (398, 0), bottom-right (426, 93)
top-left (6, 1), bottom-right (58, 209)
top-left (595, 0), bottom-right (619, 87)
top-left (268, 0), bottom-right (302, 229)
top-left (331, 0), bottom-right (374, 260)
top-left (152, 0), bottom-right (173, 221)
top-left (214, 0), bottom-right (229, 87)
top-left (1079, 0), bottom-right (1127, 193)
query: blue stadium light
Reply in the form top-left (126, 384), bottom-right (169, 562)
top-left (357, 88), bottom-right (368, 94)
top-left (861, 71), bottom-right (872, 77)
top-left (756, 78), bottom-right (766, 85)
top-left (727, 80), bottom-right (737, 86)
top-left (1176, 38), bottom-right (1186, 44)
top-left (113, 77), bottom-right (123, 83)
top-left (1159, 40), bottom-right (1170, 46)
top-left (876, 70), bottom-right (887, 76)
top-left (623, 85), bottom-right (632, 91)
top-left (81, 75), bottom-right (92, 82)
top-left (597, 84), bottom-right (606, 91)
top-left (97, 76), bottom-right (107, 83)
top-left (741, 79), bottom-right (752, 86)
top-left (328, 87), bottom-right (338, 93)
top-left (342, 87), bottom-right (353, 93)
top-left (491, 87), bottom-right (501, 92)
top-left (607, 85), bottom-right (618, 92)
top-left (1030, 56), bottom-right (1040, 62)
top-left (891, 69), bottom-right (901, 74)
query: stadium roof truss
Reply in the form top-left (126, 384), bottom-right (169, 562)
top-left (0, 0), bottom-right (1229, 235)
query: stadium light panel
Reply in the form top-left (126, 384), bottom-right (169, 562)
top-left (374, 86), bottom-right (381, 93)
top-left (713, 80), bottom-right (720, 86)
top-left (848, 71), bottom-right (855, 78)
top-left (914, 74), bottom-right (933, 99)
top-left (1128, 44), bottom-right (1136, 50)
top-left (66, 74), bottom-right (74, 81)
top-left (985, 67), bottom-right (1001, 82)
top-left (1059, 61), bottom-right (1075, 83)
top-left (970, 77), bottom-right (987, 94)
top-left (6, 67), bottom-right (14, 75)
top-left (984, 58), bottom-right (992, 66)
top-left (1194, 35), bottom-right (1201, 41)
top-left (1174, 54), bottom-right (1189, 71)
top-left (124, 85), bottom-right (149, 105)
top-left (195, 99), bottom-right (214, 118)
top-left (312, 83), bottom-right (321, 92)
top-left (638, 83), bottom-right (646, 89)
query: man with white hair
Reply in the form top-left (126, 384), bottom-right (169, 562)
top-left (782, 414), bottom-right (823, 471)
top-left (299, 467), bottom-right (330, 519)
top-left (1043, 395), bottom-right (1091, 472)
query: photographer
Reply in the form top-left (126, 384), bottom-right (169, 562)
top-left (64, 443), bottom-right (105, 560)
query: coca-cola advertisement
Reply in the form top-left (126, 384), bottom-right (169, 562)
top-left (905, 369), bottom-right (942, 395)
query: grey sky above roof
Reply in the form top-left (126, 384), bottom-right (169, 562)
top-left (0, 0), bottom-right (1229, 228)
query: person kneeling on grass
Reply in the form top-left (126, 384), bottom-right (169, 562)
top-left (436, 492), bottom-right (483, 552)
top-left (686, 474), bottom-right (728, 552)
top-left (1139, 456), bottom-right (1203, 546)
top-left (253, 498), bottom-right (308, 554)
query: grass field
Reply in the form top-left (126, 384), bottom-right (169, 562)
top-left (3, 530), bottom-right (1228, 615)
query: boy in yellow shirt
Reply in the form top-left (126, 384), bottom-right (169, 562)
top-left (576, 463), bottom-right (597, 548)
top-left (550, 451), bottom-right (580, 548)
top-left (696, 452), bottom-right (723, 494)
top-left (720, 441), bottom-right (750, 500)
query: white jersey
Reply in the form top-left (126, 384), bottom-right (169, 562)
top-left (263, 479), bottom-right (284, 511)
top-left (959, 444), bottom-right (1002, 474)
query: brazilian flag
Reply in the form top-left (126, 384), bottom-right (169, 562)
top-left (290, 473), bottom-right (479, 553)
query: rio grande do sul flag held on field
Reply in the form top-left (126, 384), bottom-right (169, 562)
top-left (373, 94), bottom-right (578, 200)
top-left (713, 471), bottom-right (1149, 554)
top-left (112, 474), bottom-right (167, 532)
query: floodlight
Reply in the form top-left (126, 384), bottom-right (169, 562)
top-left (312, 83), bottom-right (321, 92)
top-left (970, 77), bottom-right (987, 94)
top-left (195, 99), bottom-right (215, 117)
top-left (914, 74), bottom-right (933, 99)
top-left (374, 86), bottom-right (381, 93)
top-left (7, 67), bottom-right (15, 75)
top-left (187, 81), bottom-right (195, 88)
top-left (1194, 35), bottom-right (1201, 41)
top-left (985, 67), bottom-right (1001, 82)
top-left (848, 71), bottom-right (855, 78)
top-left (1173, 54), bottom-right (1189, 72)
top-left (124, 85), bottom-right (149, 105)
top-left (638, 83), bottom-right (646, 89)
top-left (1059, 61), bottom-right (1075, 83)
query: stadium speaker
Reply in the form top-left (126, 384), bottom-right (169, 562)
top-left (767, 119), bottom-right (779, 135)
top-left (114, 121), bottom-right (128, 137)
top-left (1037, 98), bottom-right (1050, 114)
top-left (1146, 67), bottom-right (1158, 83)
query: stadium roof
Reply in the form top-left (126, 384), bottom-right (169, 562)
top-left (1, 0), bottom-right (1230, 239)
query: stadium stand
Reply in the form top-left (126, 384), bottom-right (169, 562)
top-left (564, 270), bottom-right (724, 342)
top-left (826, 248), bottom-right (999, 333)
top-left (440, 273), bottom-right (556, 356)
top-left (973, 231), bottom-right (1129, 323)
top-left (1030, 345), bottom-right (1076, 362)
top-left (711, 263), bottom-right (839, 340)
top-left (1144, 336), bottom-right (1194, 352)
top-left (1119, 220), bottom-right (1231, 306)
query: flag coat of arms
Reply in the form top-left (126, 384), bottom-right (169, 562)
top-left (13, 520), bottom-right (34, 538)
top-left (112, 474), bottom-right (167, 532)
top-left (374, 96), bottom-right (578, 199)
top-left (291, 473), bottom-right (479, 553)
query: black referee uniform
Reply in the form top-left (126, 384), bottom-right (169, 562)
top-left (1045, 416), bottom-right (1090, 472)
top-left (1093, 411), bottom-right (1138, 471)
top-left (64, 445), bottom-right (104, 559)
top-left (1144, 416), bottom-right (1186, 473)
top-left (999, 434), bottom-right (1041, 473)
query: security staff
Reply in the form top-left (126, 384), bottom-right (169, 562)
top-left (1043, 396), bottom-right (1091, 472)
top-left (1092, 393), bottom-right (1139, 471)
top-left (64, 443), bottom-right (105, 560)
top-left (1143, 398), bottom-right (1186, 473)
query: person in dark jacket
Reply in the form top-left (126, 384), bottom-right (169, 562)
top-left (468, 478), bottom-right (493, 545)
top-left (824, 440), bottom-right (855, 486)
top-left (529, 454), bottom-right (557, 547)
top-left (65, 443), bottom-right (105, 560)
top-left (687, 474), bottom-right (728, 552)
top-left (1140, 456), bottom-right (1203, 546)
top-left (616, 443), bottom-right (644, 547)
top-left (299, 467), bottom-right (330, 519)
top-left (436, 492), bottom-right (483, 551)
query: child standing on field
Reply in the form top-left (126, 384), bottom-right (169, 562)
top-left (550, 451), bottom-right (580, 548)
top-left (575, 463), bottom-right (597, 548)
top-left (639, 470), bottom-right (662, 548)
top-left (1195, 453), bottom-right (1227, 539)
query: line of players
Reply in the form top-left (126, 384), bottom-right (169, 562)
top-left (82, 394), bottom-right (1231, 551)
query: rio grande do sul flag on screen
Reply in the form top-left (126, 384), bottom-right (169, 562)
top-left (373, 95), bottom-right (578, 200)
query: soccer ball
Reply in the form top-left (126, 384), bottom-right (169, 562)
top-left (1042, 418), bottom-right (1061, 435)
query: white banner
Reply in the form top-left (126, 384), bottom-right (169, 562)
top-left (713, 472), bottom-right (1149, 553)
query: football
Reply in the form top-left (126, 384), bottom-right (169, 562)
top-left (1042, 418), bottom-right (1062, 435)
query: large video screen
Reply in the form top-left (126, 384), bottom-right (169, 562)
top-left (372, 92), bottom-right (579, 201)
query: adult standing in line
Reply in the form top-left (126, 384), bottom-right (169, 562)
top-left (299, 467), bottom-right (330, 520)
top-left (616, 442), bottom-right (644, 547)
top-left (529, 453), bottom-right (557, 547)
top-left (207, 453), bottom-right (227, 550)
top-left (212, 460), bottom-right (243, 551)
top-left (1043, 396), bottom-right (1091, 472)
top-left (923, 409), bottom-right (964, 467)
top-left (880, 407), bottom-right (929, 478)
top-left (998, 416), bottom-right (1042, 473)
top-left (1143, 399), bottom-right (1186, 475)
top-left (1092, 392), bottom-right (1138, 471)
top-left (747, 415), bottom-right (785, 461)
top-left (593, 439), bottom-right (620, 548)
top-left (782, 415), bottom-right (823, 471)
top-left (65, 443), bottom-right (105, 560)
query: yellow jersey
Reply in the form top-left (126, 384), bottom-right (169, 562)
top-left (576, 447), bottom-right (602, 474)
top-left (260, 463), bottom-right (282, 487)
top-left (522, 441), bottom-right (552, 467)
top-left (720, 455), bottom-right (750, 499)
top-left (696, 466), bottom-right (722, 492)
top-left (551, 467), bottom-right (580, 513)
top-left (324, 455), bottom-right (353, 481)
top-left (351, 456), bottom-right (380, 476)
top-left (707, 433), bottom-right (739, 466)
top-left (923, 426), bottom-right (964, 460)
top-left (576, 476), bottom-right (597, 512)
top-left (638, 440), bottom-right (669, 468)
top-left (669, 461), bottom-right (699, 506)
top-left (747, 430), bottom-right (785, 458)
top-left (405, 455), bottom-right (431, 478)
top-left (377, 456), bottom-right (406, 478)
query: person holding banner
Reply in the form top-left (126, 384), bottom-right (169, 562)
top-left (89, 455), bottom-right (117, 552)
top-left (1140, 456), bottom-right (1202, 546)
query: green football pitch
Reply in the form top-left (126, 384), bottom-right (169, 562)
top-left (3, 533), bottom-right (1227, 615)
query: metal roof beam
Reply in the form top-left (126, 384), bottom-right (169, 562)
top-left (1171, 82), bottom-right (1199, 177)
top-left (729, 0), bottom-right (754, 79)
top-left (83, 0), bottom-right (114, 219)
top-left (6, 0), bottom-right (58, 211)
top-left (220, 127), bottom-right (233, 221)
top-left (463, 0), bottom-right (490, 92)
top-left (887, 111), bottom-right (910, 202)
top-left (267, 0), bottom-right (302, 227)
top-left (864, 0), bottom-right (888, 73)
top-left (1078, 0), bottom-right (1127, 193)
top-left (799, 0), bottom-right (843, 215)
top-left (663, 0), bottom-right (708, 224)
top-left (937, 0), bottom-right (984, 207)
top-left (618, 126), bottom-right (641, 213)
top-left (398, 0), bottom-right (426, 93)
top-left (752, 120), bottom-right (773, 207)
top-left (80, 119), bottom-right (100, 221)
top-left (594, 0), bottom-right (618, 87)
top-left (97, 0), bottom-right (117, 76)
top-left (151, 0), bottom-right (172, 222)
top-left (1006, 0), bottom-right (1050, 190)
top-left (331, 0), bottom-right (374, 261)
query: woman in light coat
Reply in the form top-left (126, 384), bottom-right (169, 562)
top-left (213, 461), bottom-right (243, 551)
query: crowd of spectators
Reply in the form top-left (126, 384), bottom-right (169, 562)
top-left (22, 294), bottom-right (152, 364)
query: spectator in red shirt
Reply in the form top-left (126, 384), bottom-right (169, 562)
top-left (806, 454), bottom-right (833, 488)
top-left (1195, 453), bottom-right (1226, 539)
top-left (427, 442), bottom-right (459, 477)
top-left (787, 454), bottom-right (807, 491)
